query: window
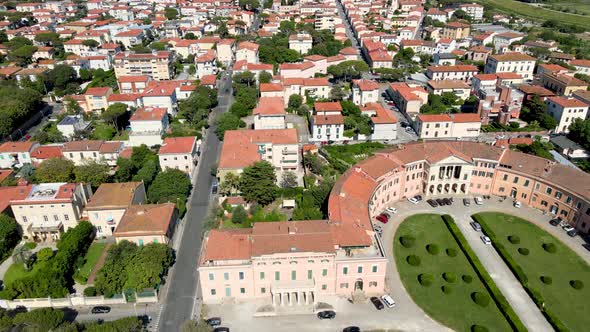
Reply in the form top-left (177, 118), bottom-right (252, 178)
top-left (64, 214), bottom-right (69, 221)
top-left (343, 267), bottom-right (348, 275)
top-left (535, 183), bottom-right (540, 190)
top-left (566, 196), bottom-right (572, 204)
top-left (209, 273), bottom-right (214, 281)
top-left (224, 272), bottom-right (229, 281)
top-left (357, 266), bottom-right (363, 273)
top-left (513, 176), bottom-right (519, 184)
top-left (260, 272), bottom-right (265, 280)
top-left (560, 210), bottom-right (568, 217)
top-left (369, 281), bottom-right (378, 287)
top-left (210, 289), bottom-right (216, 295)
top-left (372, 265), bottom-right (378, 273)
top-left (239, 272), bottom-right (244, 280)
top-left (340, 283), bottom-right (349, 289)
top-left (308, 270), bottom-right (313, 280)
top-left (322, 284), bottom-right (327, 290)
top-left (555, 192), bottom-right (562, 199)
top-left (97, 226), bottom-right (102, 233)
top-left (261, 287), bottom-right (266, 294)
top-left (53, 215), bottom-right (59, 221)
top-left (503, 174), bottom-right (508, 181)
top-left (322, 269), bottom-right (327, 276)
top-left (291, 271), bottom-right (296, 280)
top-left (22, 216), bottom-right (27, 223)
top-left (524, 180), bottom-right (529, 187)
top-left (240, 288), bottom-right (245, 294)
top-left (43, 215), bottom-right (48, 222)
top-left (546, 187), bottom-right (552, 195)
top-left (275, 271), bottom-right (280, 281)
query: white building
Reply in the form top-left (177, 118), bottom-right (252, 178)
top-left (484, 53), bottom-right (536, 80)
top-left (253, 97), bottom-right (287, 130)
top-left (158, 136), bottom-right (200, 178)
top-left (236, 41), bottom-right (259, 64)
top-left (289, 33), bottom-right (313, 55)
top-left (128, 107), bottom-right (169, 147)
top-left (352, 79), bottom-right (380, 106)
top-left (415, 113), bottom-right (481, 139)
top-left (0, 141), bottom-right (39, 169)
top-left (545, 97), bottom-right (589, 134)
top-left (57, 115), bottom-right (91, 139)
top-left (459, 3), bottom-right (484, 20)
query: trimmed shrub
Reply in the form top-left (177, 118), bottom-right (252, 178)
top-left (441, 285), bottom-right (452, 294)
top-left (446, 248), bottom-right (457, 257)
top-left (406, 255), bottom-right (421, 266)
top-left (418, 273), bottom-right (434, 287)
top-left (570, 280), bottom-right (584, 290)
top-left (542, 243), bottom-right (557, 253)
top-left (471, 325), bottom-right (489, 332)
top-left (471, 292), bottom-right (490, 307)
top-left (517, 248), bottom-right (529, 256)
top-left (84, 286), bottom-right (97, 296)
top-left (426, 243), bottom-right (440, 255)
top-left (507, 235), bottom-right (520, 244)
top-left (442, 272), bottom-right (457, 283)
top-left (400, 236), bottom-right (415, 248)
top-left (540, 276), bottom-right (552, 285)
top-left (462, 274), bottom-right (473, 283)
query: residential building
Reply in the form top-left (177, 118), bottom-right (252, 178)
top-left (83, 87), bottom-right (112, 112)
top-left (352, 79), bottom-right (379, 106)
top-left (158, 136), bottom-right (200, 178)
top-left (117, 75), bottom-right (151, 93)
top-left (0, 141), bottom-right (39, 169)
top-left (386, 83), bottom-right (428, 118)
top-left (113, 51), bottom-right (173, 81)
top-left (415, 113), bottom-right (481, 139)
top-left (545, 97), bottom-right (589, 133)
top-left (440, 22), bottom-right (470, 40)
top-left (128, 107), bottom-right (169, 147)
top-left (62, 140), bottom-right (123, 167)
top-left (570, 59), bottom-right (590, 76)
top-left (57, 115), bottom-right (91, 139)
top-left (289, 33), bottom-right (313, 55)
top-left (113, 203), bottom-right (178, 246)
top-left (427, 80), bottom-right (470, 100)
top-left (196, 50), bottom-right (218, 79)
top-left (253, 97), bottom-right (287, 130)
top-left (85, 182), bottom-right (146, 237)
top-left (541, 72), bottom-right (589, 96)
top-left (458, 3), bottom-right (484, 20)
top-left (484, 53), bottom-right (536, 80)
top-left (113, 29), bottom-right (144, 49)
top-left (362, 102), bottom-right (398, 141)
top-left (551, 136), bottom-right (589, 160)
top-left (236, 41), bottom-right (259, 64)
top-left (426, 65), bottom-right (478, 81)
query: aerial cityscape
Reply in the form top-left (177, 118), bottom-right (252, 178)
top-left (0, 0), bottom-right (589, 331)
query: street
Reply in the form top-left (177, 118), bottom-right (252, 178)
top-left (156, 70), bottom-right (233, 331)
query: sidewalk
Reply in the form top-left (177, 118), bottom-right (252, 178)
top-left (86, 243), bottom-right (112, 285)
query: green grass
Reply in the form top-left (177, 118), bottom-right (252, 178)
top-left (477, 0), bottom-right (590, 29)
top-left (473, 212), bottom-right (590, 331)
top-left (322, 142), bottom-right (386, 165)
top-left (112, 131), bottom-right (129, 141)
top-left (3, 260), bottom-right (49, 287)
top-left (394, 214), bottom-right (513, 332)
top-left (90, 122), bottom-right (116, 140)
top-left (74, 243), bottom-right (107, 284)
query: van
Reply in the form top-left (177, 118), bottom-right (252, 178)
top-left (381, 294), bottom-right (396, 308)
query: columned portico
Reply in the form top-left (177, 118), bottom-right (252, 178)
top-left (271, 280), bottom-right (316, 307)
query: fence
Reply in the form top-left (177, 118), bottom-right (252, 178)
top-left (0, 290), bottom-right (158, 310)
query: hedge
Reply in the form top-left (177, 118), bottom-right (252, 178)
top-left (442, 215), bottom-right (527, 332)
top-left (473, 214), bottom-right (568, 332)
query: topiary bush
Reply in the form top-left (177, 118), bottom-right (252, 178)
top-left (570, 280), bottom-right (584, 290)
top-left (441, 285), bottom-right (452, 294)
top-left (471, 325), bottom-right (489, 332)
top-left (446, 248), bottom-right (457, 257)
top-left (540, 276), bottom-right (553, 285)
top-left (517, 248), bottom-right (529, 255)
top-left (507, 235), bottom-right (520, 244)
top-left (542, 243), bottom-right (557, 253)
top-left (462, 274), bottom-right (473, 283)
top-left (406, 255), bottom-right (421, 266)
top-left (442, 272), bottom-right (457, 283)
top-left (418, 273), bottom-right (434, 287)
top-left (400, 236), bottom-right (415, 248)
top-left (471, 292), bottom-right (490, 307)
top-left (426, 243), bottom-right (440, 255)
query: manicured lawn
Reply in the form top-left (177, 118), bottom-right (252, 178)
top-left (473, 212), bottom-right (590, 331)
top-left (394, 214), bottom-right (512, 332)
top-left (3, 260), bottom-right (49, 287)
top-left (323, 142), bottom-right (386, 165)
top-left (74, 243), bottom-right (107, 284)
top-left (90, 122), bottom-right (116, 140)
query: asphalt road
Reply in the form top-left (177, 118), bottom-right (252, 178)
top-left (157, 70), bottom-right (233, 331)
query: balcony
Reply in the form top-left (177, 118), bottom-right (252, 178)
top-left (282, 149), bottom-right (298, 155)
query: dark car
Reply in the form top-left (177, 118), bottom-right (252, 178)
top-left (549, 218), bottom-right (561, 226)
top-left (213, 328), bottom-right (230, 332)
top-left (370, 297), bottom-right (384, 310)
top-left (443, 198), bottom-right (452, 205)
top-left (91, 306), bottom-right (110, 314)
top-left (317, 310), bottom-right (336, 319)
top-left (376, 214), bottom-right (389, 224)
top-left (582, 243), bottom-right (590, 252)
top-left (436, 198), bottom-right (446, 206)
top-left (567, 230), bottom-right (578, 237)
top-left (415, 195), bottom-right (423, 202)
top-left (427, 199), bottom-right (438, 207)
top-left (206, 317), bottom-right (222, 326)
top-left (343, 327), bottom-right (361, 332)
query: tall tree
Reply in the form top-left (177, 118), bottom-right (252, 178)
top-left (34, 158), bottom-right (75, 183)
top-left (231, 205), bottom-right (248, 224)
top-left (239, 161), bottom-right (278, 205)
top-left (101, 103), bottom-right (128, 129)
top-left (73, 161), bottom-right (110, 188)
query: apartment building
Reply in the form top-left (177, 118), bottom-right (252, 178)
top-left (82, 87), bottom-right (112, 112)
top-left (113, 203), bottom-right (178, 246)
top-left (545, 97), bottom-right (589, 134)
top-left (541, 72), bottom-right (589, 96)
top-left (128, 107), bottom-right (169, 147)
top-left (62, 140), bottom-right (123, 166)
top-left (10, 182), bottom-right (91, 241)
top-left (415, 113), bottom-right (481, 139)
top-left (253, 97), bottom-right (287, 130)
top-left (427, 80), bottom-right (470, 100)
top-left (315, 12), bottom-right (342, 31)
top-left (362, 102), bottom-right (398, 141)
top-left (426, 65), bottom-right (478, 81)
top-left (440, 22), bottom-right (470, 40)
top-left (386, 83), bottom-right (429, 118)
top-left (570, 59), bottom-right (590, 75)
top-left (236, 41), bottom-right (259, 64)
top-left (289, 33), bottom-right (313, 55)
top-left (196, 50), bottom-right (218, 79)
top-left (113, 51), bottom-right (173, 81)
top-left (484, 53), bottom-right (536, 80)
top-left (458, 3), bottom-right (484, 20)
top-left (0, 141), bottom-right (39, 169)
top-left (352, 79), bottom-right (380, 106)
top-left (158, 136), bottom-right (200, 178)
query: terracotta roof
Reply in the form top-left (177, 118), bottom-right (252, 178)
top-left (63, 140), bottom-right (103, 152)
top-left (118, 75), bottom-right (150, 83)
top-left (571, 59), bottom-right (590, 67)
top-left (352, 79), bottom-right (379, 91)
top-left (86, 182), bottom-right (144, 209)
top-left (313, 114), bottom-right (344, 125)
top-left (260, 83), bottom-right (283, 92)
top-left (417, 114), bottom-right (452, 122)
top-left (201, 228), bottom-right (252, 261)
top-left (451, 113), bottom-right (481, 123)
top-left (0, 185), bottom-right (30, 212)
top-left (237, 41), bottom-right (259, 52)
top-left (0, 141), bottom-right (37, 153)
top-left (496, 72), bottom-right (523, 80)
top-left (427, 80), bottom-right (469, 90)
top-left (544, 73), bottom-right (588, 87)
top-left (200, 74), bottom-right (217, 86)
top-left (251, 221), bottom-right (336, 256)
top-left (114, 203), bottom-right (176, 237)
top-left (427, 65), bottom-right (478, 72)
top-left (253, 97), bottom-right (285, 116)
top-left (85, 87), bottom-right (111, 96)
top-left (31, 146), bottom-right (63, 160)
top-left (314, 102), bottom-right (342, 113)
top-left (98, 141), bottom-right (123, 153)
top-left (159, 136), bottom-right (197, 154)
top-left (547, 96), bottom-right (589, 108)
top-left (490, 53), bottom-right (535, 62)
top-left (219, 129), bottom-right (298, 169)
top-left (130, 107), bottom-right (167, 121)
top-left (518, 84), bottom-right (554, 96)
top-left (363, 103), bottom-right (397, 124)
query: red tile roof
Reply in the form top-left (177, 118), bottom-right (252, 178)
top-left (253, 97), bottom-right (285, 116)
top-left (158, 136), bottom-right (197, 154)
top-left (219, 129), bottom-right (298, 169)
top-left (130, 107), bottom-right (167, 121)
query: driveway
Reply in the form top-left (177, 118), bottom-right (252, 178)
top-left (380, 197), bottom-right (589, 332)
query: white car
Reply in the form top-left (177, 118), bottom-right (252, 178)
top-left (563, 225), bottom-right (575, 232)
top-left (513, 201), bottom-right (522, 208)
top-left (408, 197), bottom-right (419, 204)
top-left (381, 294), bottom-right (396, 308)
top-left (480, 235), bottom-right (492, 245)
top-left (474, 197), bottom-right (484, 205)
top-left (385, 207), bottom-right (398, 214)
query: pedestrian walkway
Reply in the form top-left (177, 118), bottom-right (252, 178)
top-left (86, 243), bottom-right (112, 285)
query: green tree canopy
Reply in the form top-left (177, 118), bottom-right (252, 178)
top-left (101, 102), bottom-right (128, 129)
top-left (327, 60), bottom-right (369, 81)
top-left (81, 39), bottom-right (99, 48)
top-left (164, 7), bottom-right (179, 20)
top-left (215, 113), bottom-right (246, 139)
top-left (74, 161), bottom-right (110, 188)
top-left (231, 205), bottom-right (248, 224)
top-left (568, 118), bottom-right (590, 150)
top-left (0, 215), bottom-right (20, 261)
top-left (259, 71), bottom-right (273, 84)
top-left (34, 158), bottom-right (75, 183)
top-left (239, 161), bottom-right (278, 205)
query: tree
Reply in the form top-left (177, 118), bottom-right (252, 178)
top-left (36, 248), bottom-right (54, 262)
top-left (8, 45), bottom-right (37, 65)
top-left (303, 152), bottom-right (323, 175)
top-left (164, 7), bottom-right (179, 20)
top-left (288, 94), bottom-right (303, 109)
top-left (34, 32), bottom-right (61, 46)
top-left (0, 215), bottom-right (20, 261)
top-left (45, 65), bottom-right (77, 95)
top-left (327, 60), bottom-right (369, 81)
top-left (101, 103), bottom-right (128, 129)
top-left (94, 241), bottom-right (138, 297)
top-left (188, 64), bottom-right (196, 75)
top-left (130, 45), bottom-right (152, 53)
top-left (82, 39), bottom-right (99, 48)
top-left (259, 71), bottom-right (273, 84)
top-left (219, 172), bottom-right (241, 195)
top-left (239, 161), bottom-right (278, 205)
top-left (280, 171), bottom-right (298, 188)
top-left (74, 160), bottom-right (110, 188)
top-left (123, 243), bottom-right (174, 291)
top-left (148, 169), bottom-right (191, 211)
top-left (215, 113), bottom-right (246, 139)
top-left (373, 68), bottom-right (404, 82)
top-left (330, 84), bottom-right (347, 101)
top-left (132, 159), bottom-right (159, 187)
top-left (233, 71), bottom-right (256, 88)
top-left (12, 246), bottom-right (33, 271)
top-left (13, 308), bottom-right (65, 330)
top-left (150, 41), bottom-right (167, 51)
top-left (292, 206), bottom-right (323, 220)
top-left (231, 205), bottom-right (248, 224)
top-left (34, 158), bottom-right (75, 183)
top-left (0, 83), bottom-right (42, 137)
top-left (520, 95), bottom-right (557, 130)
top-left (239, 0), bottom-right (260, 10)
top-left (568, 118), bottom-right (590, 150)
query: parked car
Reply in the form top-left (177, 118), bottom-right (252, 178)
top-left (443, 198), bottom-right (452, 205)
top-left (567, 230), bottom-right (578, 237)
top-left (385, 207), bottom-right (398, 214)
top-left (206, 318), bottom-right (222, 327)
top-left (405, 127), bottom-right (413, 133)
top-left (463, 198), bottom-right (471, 206)
top-left (376, 214), bottom-right (389, 224)
top-left (381, 294), bottom-right (396, 308)
top-left (474, 197), bottom-right (484, 205)
top-left (317, 310), bottom-right (336, 319)
top-left (343, 327), bottom-right (361, 332)
top-left (415, 195), bottom-right (423, 202)
top-left (370, 297), bottom-right (384, 310)
top-left (436, 198), bottom-right (446, 206)
top-left (549, 218), bottom-right (561, 226)
top-left (91, 306), bottom-right (111, 314)
top-left (513, 201), bottom-right (522, 208)
top-left (470, 222), bottom-right (482, 231)
top-left (582, 243), bottom-right (590, 252)
top-left (563, 225), bottom-right (575, 232)
top-left (480, 235), bottom-right (492, 245)
top-left (408, 196), bottom-right (419, 204)
top-left (427, 199), bottom-right (438, 207)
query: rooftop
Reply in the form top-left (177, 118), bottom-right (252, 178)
top-left (86, 182), bottom-right (144, 209)
top-left (158, 136), bottom-right (197, 155)
top-left (114, 203), bottom-right (176, 237)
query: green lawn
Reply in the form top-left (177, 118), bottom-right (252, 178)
top-left (3, 260), bottom-right (49, 287)
top-left (473, 212), bottom-right (590, 331)
top-left (322, 142), bottom-right (386, 165)
top-left (394, 214), bottom-right (512, 332)
top-left (74, 243), bottom-right (107, 284)
top-left (112, 131), bottom-right (129, 141)
top-left (90, 122), bottom-right (116, 140)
